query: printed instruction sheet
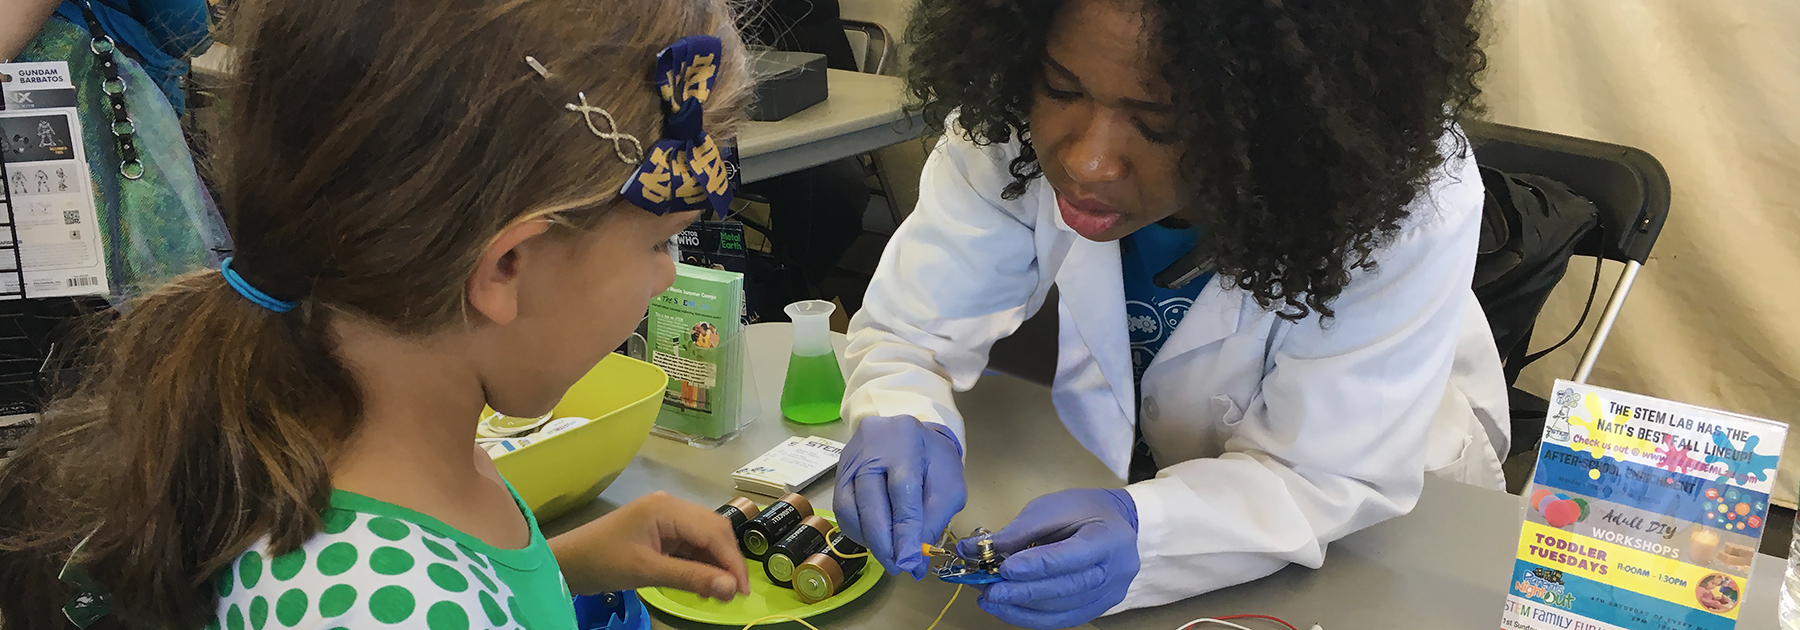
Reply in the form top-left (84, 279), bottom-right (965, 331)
top-left (0, 61), bottom-right (111, 299)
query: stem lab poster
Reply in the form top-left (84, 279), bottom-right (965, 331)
top-left (1502, 380), bottom-right (1788, 630)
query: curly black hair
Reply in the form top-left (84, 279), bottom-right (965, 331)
top-left (904, 0), bottom-right (1487, 319)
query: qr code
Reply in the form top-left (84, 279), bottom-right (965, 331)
top-left (66, 275), bottom-right (98, 288)
top-left (63, 210), bottom-right (79, 225)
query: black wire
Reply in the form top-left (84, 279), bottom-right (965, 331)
top-left (1523, 254), bottom-right (1605, 366)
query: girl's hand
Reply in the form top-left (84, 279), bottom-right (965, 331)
top-left (550, 492), bottom-right (751, 601)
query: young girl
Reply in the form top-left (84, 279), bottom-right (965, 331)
top-left (0, 0), bottom-right (755, 628)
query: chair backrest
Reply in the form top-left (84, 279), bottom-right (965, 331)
top-left (1461, 120), bottom-right (1672, 265)
top-left (838, 0), bottom-right (915, 75)
top-left (841, 19), bottom-right (895, 75)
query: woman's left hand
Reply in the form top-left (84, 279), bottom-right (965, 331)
top-left (550, 491), bottom-right (751, 601)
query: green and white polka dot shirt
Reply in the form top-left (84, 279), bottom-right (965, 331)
top-left (208, 486), bottom-right (577, 630)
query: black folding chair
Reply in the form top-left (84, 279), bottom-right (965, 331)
top-left (1462, 120), bottom-right (1672, 452)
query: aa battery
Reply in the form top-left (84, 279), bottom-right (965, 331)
top-left (714, 497), bottom-right (762, 537)
top-left (738, 493), bottom-right (812, 561)
top-left (764, 516), bottom-right (832, 587)
top-left (792, 532), bottom-right (869, 604)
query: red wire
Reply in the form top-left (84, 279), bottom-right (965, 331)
top-left (1216, 614), bottom-right (1301, 630)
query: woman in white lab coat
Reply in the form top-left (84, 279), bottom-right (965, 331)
top-left (831, 0), bottom-right (1510, 628)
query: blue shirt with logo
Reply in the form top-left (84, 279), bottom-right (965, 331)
top-left (1121, 221), bottom-right (1212, 383)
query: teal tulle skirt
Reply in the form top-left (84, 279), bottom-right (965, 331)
top-left (15, 16), bottom-right (230, 299)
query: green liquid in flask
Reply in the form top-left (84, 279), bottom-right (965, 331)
top-left (781, 352), bottom-right (846, 424)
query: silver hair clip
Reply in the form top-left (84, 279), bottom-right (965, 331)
top-left (566, 92), bottom-right (645, 165)
top-left (525, 56), bottom-right (644, 165)
top-left (524, 55), bottom-right (553, 79)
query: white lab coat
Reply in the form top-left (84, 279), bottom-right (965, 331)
top-left (841, 123), bottom-right (1511, 613)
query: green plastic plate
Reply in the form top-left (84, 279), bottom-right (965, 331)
top-left (639, 509), bottom-right (881, 625)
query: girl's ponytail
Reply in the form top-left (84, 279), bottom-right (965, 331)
top-left (0, 271), bottom-right (359, 628)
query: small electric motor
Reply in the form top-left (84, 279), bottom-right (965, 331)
top-left (920, 528), bottom-right (1007, 585)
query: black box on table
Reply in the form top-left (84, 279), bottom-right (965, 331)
top-left (750, 51), bottom-right (828, 122)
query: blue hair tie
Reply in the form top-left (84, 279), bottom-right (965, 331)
top-left (220, 257), bottom-right (298, 313)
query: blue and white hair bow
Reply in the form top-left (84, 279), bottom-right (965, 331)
top-left (618, 35), bottom-right (735, 217)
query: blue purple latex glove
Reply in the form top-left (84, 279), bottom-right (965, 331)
top-left (958, 488), bottom-right (1139, 630)
top-left (833, 415), bottom-right (968, 579)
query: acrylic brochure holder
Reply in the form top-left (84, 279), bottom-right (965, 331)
top-left (1499, 379), bottom-right (1787, 630)
top-left (649, 327), bottom-right (758, 448)
top-left (646, 263), bottom-right (758, 448)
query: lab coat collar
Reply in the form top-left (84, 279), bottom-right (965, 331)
top-left (1055, 235), bottom-right (1138, 431)
top-left (1145, 277), bottom-right (1243, 372)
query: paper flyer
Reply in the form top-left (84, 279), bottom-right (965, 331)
top-left (0, 61), bottom-right (111, 299)
top-left (648, 263), bottom-right (747, 442)
top-left (731, 435), bottom-right (844, 497)
top-left (1501, 380), bottom-right (1788, 630)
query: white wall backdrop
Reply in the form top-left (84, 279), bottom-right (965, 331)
top-left (1484, 1), bottom-right (1800, 504)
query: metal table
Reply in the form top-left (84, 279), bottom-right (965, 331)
top-left (550, 324), bottom-right (1788, 629)
top-left (736, 70), bottom-right (926, 184)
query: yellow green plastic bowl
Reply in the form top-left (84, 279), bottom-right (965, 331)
top-left (491, 354), bottom-right (667, 522)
